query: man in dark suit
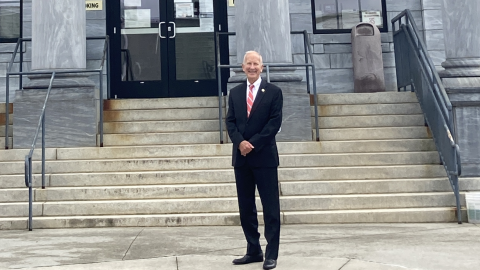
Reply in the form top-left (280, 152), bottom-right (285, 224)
top-left (226, 51), bottom-right (283, 270)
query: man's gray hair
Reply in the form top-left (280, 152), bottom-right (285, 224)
top-left (243, 51), bottom-right (263, 65)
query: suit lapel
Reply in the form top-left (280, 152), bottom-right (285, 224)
top-left (248, 80), bottom-right (267, 120)
top-left (239, 82), bottom-right (248, 121)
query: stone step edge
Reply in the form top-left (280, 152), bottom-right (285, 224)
top-left (0, 192), bottom-right (461, 206)
top-left (0, 151), bottom-right (440, 164)
top-left (0, 207), bottom-right (467, 230)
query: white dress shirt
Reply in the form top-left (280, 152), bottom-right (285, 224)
top-left (246, 77), bottom-right (262, 103)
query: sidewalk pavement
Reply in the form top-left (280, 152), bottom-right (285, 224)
top-left (1, 223), bottom-right (479, 270)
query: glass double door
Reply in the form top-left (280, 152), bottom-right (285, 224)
top-left (108, 0), bottom-right (228, 98)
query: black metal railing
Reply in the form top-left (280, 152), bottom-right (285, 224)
top-left (392, 10), bottom-right (462, 223)
top-left (215, 30), bottom-right (320, 143)
top-left (4, 36), bottom-right (110, 230)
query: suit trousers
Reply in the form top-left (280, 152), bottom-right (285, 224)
top-left (234, 165), bottom-right (281, 260)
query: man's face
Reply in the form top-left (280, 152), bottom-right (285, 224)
top-left (242, 53), bottom-right (264, 83)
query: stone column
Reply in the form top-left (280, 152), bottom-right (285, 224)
top-left (13, 0), bottom-right (97, 148)
top-left (231, 0), bottom-right (309, 142)
top-left (27, 0), bottom-right (93, 88)
top-left (440, 0), bottom-right (480, 176)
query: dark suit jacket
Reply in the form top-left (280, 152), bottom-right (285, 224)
top-left (226, 80), bottom-right (283, 168)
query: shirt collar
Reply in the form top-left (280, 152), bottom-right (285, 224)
top-left (247, 77), bottom-right (262, 89)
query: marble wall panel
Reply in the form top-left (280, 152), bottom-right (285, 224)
top-left (386, 0), bottom-right (422, 12)
top-left (425, 30), bottom-right (445, 50)
top-left (289, 0), bottom-right (312, 13)
top-left (13, 88), bottom-right (97, 148)
top-left (383, 67), bottom-right (398, 91)
top-left (0, 78), bottom-right (19, 102)
top-left (22, 21), bottom-right (31, 38)
top-left (290, 13), bottom-right (313, 33)
top-left (324, 44), bottom-right (352, 54)
top-left (312, 34), bottom-right (351, 44)
top-left (422, 0), bottom-right (442, 10)
top-left (291, 34), bottom-right (306, 54)
top-left (228, 36), bottom-right (236, 57)
top-left (454, 106), bottom-right (480, 176)
top-left (382, 52), bottom-right (395, 67)
top-left (313, 44), bottom-right (324, 54)
top-left (330, 53), bottom-right (352, 69)
top-left (423, 9), bottom-right (443, 30)
top-left (274, 81), bottom-right (312, 141)
top-left (427, 50), bottom-right (446, 66)
top-left (228, 15), bottom-right (235, 33)
top-left (86, 20), bottom-right (106, 37)
top-left (294, 54), bottom-right (330, 69)
top-left (315, 68), bottom-right (354, 93)
top-left (382, 43), bottom-right (393, 53)
top-left (86, 40), bottom-right (105, 60)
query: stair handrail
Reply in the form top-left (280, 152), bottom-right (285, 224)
top-left (392, 9), bottom-right (462, 223)
top-left (215, 30), bottom-right (320, 143)
top-left (5, 36), bottom-right (110, 231)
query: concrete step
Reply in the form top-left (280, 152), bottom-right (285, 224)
top-left (0, 192), bottom-right (462, 217)
top-left (315, 92), bottom-right (418, 105)
top-left (280, 178), bottom-right (452, 196)
top-left (31, 178), bottom-right (452, 202)
top-left (8, 177), bottom-right (479, 203)
top-left (0, 148), bottom-right (57, 162)
top-left (34, 183), bottom-right (237, 202)
top-left (312, 127), bottom-right (432, 141)
top-left (313, 103), bottom-right (422, 117)
top-left (0, 152), bottom-right (441, 175)
top-left (313, 115), bottom-right (425, 129)
top-left (0, 137), bottom-right (12, 149)
top-left (103, 120), bottom-right (221, 134)
top-left (0, 125), bottom-right (13, 136)
top-left (0, 207), bottom-right (467, 229)
top-left (283, 207), bottom-right (466, 224)
top-left (48, 140), bottom-right (435, 161)
top-left (0, 103), bottom-right (13, 114)
top-left (100, 131), bottom-right (226, 146)
top-left (104, 97), bottom-right (224, 110)
top-left (0, 113), bottom-right (13, 125)
top-left (103, 108), bottom-right (224, 122)
top-left (0, 165), bottom-right (445, 188)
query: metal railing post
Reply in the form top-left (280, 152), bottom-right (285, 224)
top-left (41, 114), bottom-right (45, 189)
top-left (99, 70), bottom-right (104, 147)
top-left (312, 65), bottom-right (319, 141)
top-left (303, 30), bottom-right (311, 94)
top-left (20, 40), bottom-right (23, 90)
top-left (106, 36), bottom-right (111, 99)
top-left (5, 74), bottom-right (10, 149)
top-left (27, 156), bottom-right (33, 231)
top-left (266, 65), bottom-right (271, 83)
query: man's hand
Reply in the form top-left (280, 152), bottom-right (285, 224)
top-left (238, 140), bottom-right (254, 156)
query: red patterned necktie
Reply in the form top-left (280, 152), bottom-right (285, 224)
top-left (247, 84), bottom-right (254, 117)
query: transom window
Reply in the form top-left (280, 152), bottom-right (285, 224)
top-left (311, 0), bottom-right (387, 33)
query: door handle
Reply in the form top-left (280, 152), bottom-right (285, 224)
top-left (159, 22), bottom-right (166, 38)
top-left (169, 22), bottom-right (176, 38)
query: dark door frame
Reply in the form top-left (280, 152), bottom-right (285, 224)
top-left (106, 0), bottom-right (229, 99)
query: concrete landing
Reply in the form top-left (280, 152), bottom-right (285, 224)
top-left (1, 223), bottom-right (479, 270)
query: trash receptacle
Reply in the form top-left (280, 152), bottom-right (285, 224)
top-left (351, 22), bottom-right (385, 93)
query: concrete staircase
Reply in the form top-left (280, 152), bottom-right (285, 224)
top-left (0, 93), bottom-right (469, 230)
top-left (0, 103), bottom-right (13, 149)
top-left (102, 97), bottom-right (226, 146)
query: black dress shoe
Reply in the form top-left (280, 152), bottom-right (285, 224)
top-left (263, 259), bottom-right (277, 269)
top-left (232, 253), bottom-right (264, 265)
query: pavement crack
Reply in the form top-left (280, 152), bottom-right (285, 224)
top-left (122, 228), bottom-right (144, 260)
top-left (338, 258), bottom-right (351, 269)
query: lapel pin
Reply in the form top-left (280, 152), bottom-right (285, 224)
top-left (261, 89), bottom-right (265, 92)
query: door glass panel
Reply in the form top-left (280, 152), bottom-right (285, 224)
top-left (120, 0), bottom-right (161, 81)
top-left (174, 0), bottom-right (216, 81)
